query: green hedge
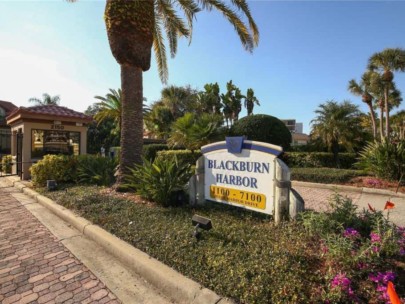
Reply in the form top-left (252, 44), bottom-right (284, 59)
top-left (143, 144), bottom-right (169, 161)
top-left (291, 167), bottom-right (364, 184)
top-left (281, 152), bottom-right (357, 169)
top-left (156, 149), bottom-right (202, 167)
top-left (30, 154), bottom-right (116, 186)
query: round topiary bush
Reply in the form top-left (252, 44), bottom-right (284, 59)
top-left (231, 114), bottom-right (292, 150)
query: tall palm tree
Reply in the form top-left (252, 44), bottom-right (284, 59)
top-left (368, 48), bottom-right (405, 139)
top-left (28, 93), bottom-right (60, 106)
top-left (348, 71), bottom-right (377, 139)
top-left (244, 88), bottom-right (260, 116)
top-left (102, 0), bottom-right (259, 185)
top-left (221, 80), bottom-right (244, 125)
top-left (311, 100), bottom-right (362, 167)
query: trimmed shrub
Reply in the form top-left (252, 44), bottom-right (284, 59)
top-left (1, 155), bottom-right (12, 174)
top-left (357, 139), bottom-right (405, 182)
top-left (76, 155), bottom-right (117, 186)
top-left (231, 114), bottom-right (292, 150)
top-left (156, 149), bottom-right (202, 167)
top-left (30, 155), bottom-right (78, 186)
top-left (124, 157), bottom-right (192, 206)
top-left (282, 152), bottom-right (357, 169)
top-left (291, 167), bottom-right (364, 184)
top-left (142, 144), bottom-right (169, 161)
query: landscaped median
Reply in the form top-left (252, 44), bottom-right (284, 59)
top-left (8, 177), bottom-right (405, 304)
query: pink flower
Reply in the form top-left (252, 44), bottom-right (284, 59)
top-left (343, 228), bottom-right (360, 239)
top-left (370, 232), bottom-right (381, 243)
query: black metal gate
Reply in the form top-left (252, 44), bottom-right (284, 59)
top-left (16, 132), bottom-right (23, 178)
top-left (0, 131), bottom-right (23, 179)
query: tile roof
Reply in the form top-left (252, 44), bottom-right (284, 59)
top-left (7, 105), bottom-right (93, 122)
top-left (0, 100), bottom-right (18, 114)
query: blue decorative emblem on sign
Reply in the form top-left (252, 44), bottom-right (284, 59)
top-left (225, 136), bottom-right (244, 153)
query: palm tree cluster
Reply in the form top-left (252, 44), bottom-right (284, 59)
top-left (348, 48), bottom-right (405, 141)
top-left (143, 82), bottom-right (261, 140)
top-left (29, 93), bottom-right (60, 106)
top-left (311, 100), bottom-right (363, 166)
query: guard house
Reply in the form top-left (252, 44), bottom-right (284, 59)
top-left (6, 105), bottom-right (93, 180)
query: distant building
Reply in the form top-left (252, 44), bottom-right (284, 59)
top-left (0, 100), bottom-right (18, 154)
top-left (281, 119), bottom-right (309, 146)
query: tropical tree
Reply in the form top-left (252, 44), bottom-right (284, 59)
top-left (85, 104), bottom-right (120, 154)
top-left (94, 88), bottom-right (150, 137)
top-left (195, 83), bottom-right (222, 115)
top-left (144, 102), bottom-right (174, 139)
top-left (221, 80), bottom-right (245, 126)
top-left (160, 85), bottom-right (197, 119)
top-left (91, 0), bottom-right (259, 186)
top-left (348, 71), bottom-right (377, 139)
top-left (311, 100), bottom-right (362, 166)
top-left (28, 93), bottom-right (60, 106)
top-left (168, 112), bottom-right (223, 151)
top-left (391, 110), bottom-right (405, 140)
top-left (368, 48), bottom-right (405, 139)
top-left (244, 88), bottom-right (260, 116)
top-left (94, 89), bottom-right (122, 136)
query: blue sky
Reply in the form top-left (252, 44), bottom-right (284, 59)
top-left (0, 1), bottom-right (404, 134)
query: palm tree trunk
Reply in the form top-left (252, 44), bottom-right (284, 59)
top-left (379, 104), bottom-right (384, 142)
top-left (367, 102), bottom-right (377, 139)
top-left (116, 64), bottom-right (144, 186)
top-left (384, 86), bottom-right (390, 139)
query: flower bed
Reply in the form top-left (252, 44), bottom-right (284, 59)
top-left (38, 186), bottom-right (405, 303)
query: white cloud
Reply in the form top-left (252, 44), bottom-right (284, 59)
top-left (0, 48), bottom-right (95, 112)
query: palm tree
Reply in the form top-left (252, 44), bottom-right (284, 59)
top-left (221, 80), bottom-right (244, 126)
top-left (144, 102), bottom-right (174, 139)
top-left (168, 112), bottom-right (222, 151)
top-left (244, 88), bottom-right (260, 116)
top-left (311, 100), bottom-right (362, 167)
top-left (368, 48), bottom-right (405, 139)
top-left (101, 0), bottom-right (259, 185)
top-left (160, 85), bottom-right (197, 119)
top-left (94, 89), bottom-right (150, 136)
top-left (28, 93), bottom-right (60, 106)
top-left (348, 71), bottom-right (377, 139)
top-left (94, 89), bottom-right (122, 135)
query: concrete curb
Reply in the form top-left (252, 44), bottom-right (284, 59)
top-left (292, 180), bottom-right (405, 198)
top-left (6, 177), bottom-right (234, 304)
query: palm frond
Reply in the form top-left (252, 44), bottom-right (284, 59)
top-left (230, 0), bottom-right (259, 46)
top-left (199, 0), bottom-right (254, 52)
top-left (153, 14), bottom-right (169, 84)
top-left (176, 0), bottom-right (200, 44)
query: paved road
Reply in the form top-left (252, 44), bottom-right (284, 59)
top-left (0, 184), bottom-right (120, 304)
top-left (294, 184), bottom-right (405, 227)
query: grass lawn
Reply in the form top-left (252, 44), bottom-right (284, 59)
top-left (37, 185), bottom-right (405, 304)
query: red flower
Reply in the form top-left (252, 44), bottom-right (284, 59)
top-left (387, 281), bottom-right (401, 304)
top-left (368, 204), bottom-right (376, 212)
top-left (384, 201), bottom-right (395, 210)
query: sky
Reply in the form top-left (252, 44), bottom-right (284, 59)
top-left (0, 1), bottom-right (404, 134)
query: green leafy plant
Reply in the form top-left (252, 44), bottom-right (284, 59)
top-left (124, 157), bottom-right (192, 206)
top-left (76, 155), bottom-right (117, 186)
top-left (1, 155), bottom-right (12, 174)
top-left (357, 139), bottom-right (405, 182)
top-left (30, 154), bottom-right (77, 186)
top-left (156, 150), bottom-right (202, 168)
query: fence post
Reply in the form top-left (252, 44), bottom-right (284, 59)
top-left (189, 156), bottom-right (205, 205)
top-left (274, 158), bottom-right (290, 225)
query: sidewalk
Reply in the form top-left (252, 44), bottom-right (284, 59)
top-left (0, 179), bottom-right (172, 304)
top-left (293, 181), bottom-right (405, 226)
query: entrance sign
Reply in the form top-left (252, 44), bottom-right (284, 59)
top-left (201, 137), bottom-right (283, 215)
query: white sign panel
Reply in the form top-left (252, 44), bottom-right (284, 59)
top-left (202, 138), bottom-right (283, 215)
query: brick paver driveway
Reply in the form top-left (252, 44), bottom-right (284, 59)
top-left (0, 185), bottom-right (120, 304)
